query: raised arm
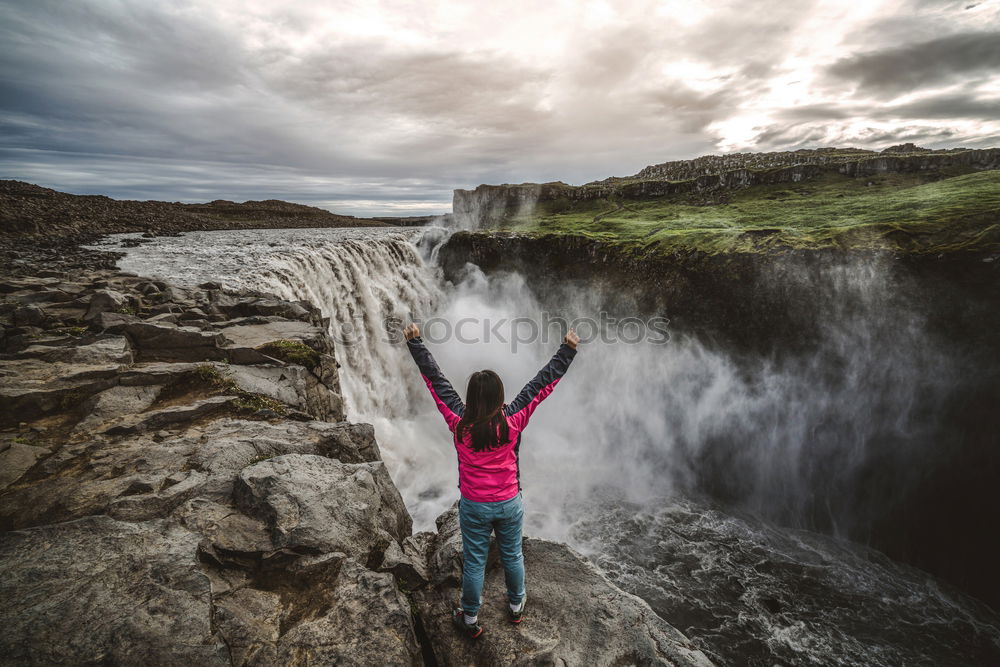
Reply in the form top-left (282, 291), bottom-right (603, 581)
top-left (405, 324), bottom-right (464, 431)
top-left (504, 330), bottom-right (579, 430)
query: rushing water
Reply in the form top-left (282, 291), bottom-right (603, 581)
top-left (89, 227), bottom-right (1000, 666)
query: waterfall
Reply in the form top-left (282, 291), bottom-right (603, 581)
top-left (243, 233), bottom-right (445, 419)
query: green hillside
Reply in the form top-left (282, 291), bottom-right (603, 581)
top-left (500, 170), bottom-right (1000, 254)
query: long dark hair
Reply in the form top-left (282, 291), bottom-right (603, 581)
top-left (457, 370), bottom-right (510, 452)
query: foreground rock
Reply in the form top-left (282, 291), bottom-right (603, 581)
top-left (408, 507), bottom-right (714, 667)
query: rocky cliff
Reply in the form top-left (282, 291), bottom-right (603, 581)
top-left (0, 264), bottom-right (713, 665)
top-left (452, 147), bottom-right (1000, 228)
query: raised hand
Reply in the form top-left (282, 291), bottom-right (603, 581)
top-left (563, 328), bottom-right (580, 349)
top-left (403, 323), bottom-right (420, 341)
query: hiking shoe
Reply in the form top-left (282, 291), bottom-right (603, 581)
top-left (507, 595), bottom-right (526, 624)
top-left (452, 608), bottom-right (484, 639)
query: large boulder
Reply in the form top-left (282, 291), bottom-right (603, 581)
top-left (82, 288), bottom-right (127, 321)
top-left (0, 515), bottom-right (230, 665)
top-left (412, 507), bottom-right (714, 667)
top-left (209, 293), bottom-right (317, 322)
top-left (219, 319), bottom-right (331, 352)
top-left (234, 454), bottom-right (411, 566)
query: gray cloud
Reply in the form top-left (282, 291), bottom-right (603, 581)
top-left (826, 31), bottom-right (1000, 97)
top-left (750, 123), bottom-right (964, 152)
top-left (1, 1), bottom-right (998, 214)
top-left (877, 94), bottom-right (1000, 119)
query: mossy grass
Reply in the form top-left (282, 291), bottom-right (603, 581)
top-left (498, 170), bottom-right (1000, 255)
top-left (256, 339), bottom-right (321, 370)
top-left (167, 364), bottom-right (287, 418)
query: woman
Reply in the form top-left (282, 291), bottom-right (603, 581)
top-left (403, 322), bottom-right (580, 638)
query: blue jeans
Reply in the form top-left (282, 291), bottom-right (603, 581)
top-left (458, 492), bottom-right (525, 616)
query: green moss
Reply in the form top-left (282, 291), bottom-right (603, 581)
top-left (232, 394), bottom-right (286, 415)
top-left (256, 339), bottom-right (321, 370)
top-left (175, 364), bottom-right (287, 418)
top-left (503, 170), bottom-right (1000, 255)
top-left (191, 364), bottom-right (225, 384)
top-left (244, 451), bottom-right (274, 466)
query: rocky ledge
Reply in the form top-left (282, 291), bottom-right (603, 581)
top-left (0, 267), bottom-right (712, 665)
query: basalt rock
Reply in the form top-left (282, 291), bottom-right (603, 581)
top-left (10, 334), bottom-right (133, 364)
top-left (224, 363), bottom-right (344, 422)
top-left (210, 554), bottom-right (422, 666)
top-left (90, 309), bottom-right (143, 333)
top-left (0, 417), bottom-right (383, 531)
top-left (83, 288), bottom-right (127, 321)
top-left (0, 358), bottom-right (122, 426)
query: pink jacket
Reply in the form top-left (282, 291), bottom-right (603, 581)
top-left (406, 337), bottom-right (577, 502)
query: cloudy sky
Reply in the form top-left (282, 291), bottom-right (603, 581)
top-left (1, 0), bottom-right (998, 215)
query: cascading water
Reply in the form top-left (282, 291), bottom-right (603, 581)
top-left (95, 226), bottom-right (1000, 666)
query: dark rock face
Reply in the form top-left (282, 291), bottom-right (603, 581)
top-left (212, 555), bottom-right (423, 666)
top-left (438, 231), bottom-right (1000, 359)
top-left (452, 147), bottom-right (1000, 227)
top-left (125, 320), bottom-right (229, 361)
